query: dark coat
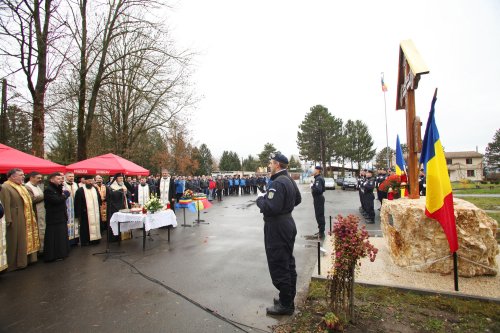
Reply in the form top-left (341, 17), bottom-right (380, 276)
top-left (44, 182), bottom-right (69, 226)
top-left (43, 181), bottom-right (70, 261)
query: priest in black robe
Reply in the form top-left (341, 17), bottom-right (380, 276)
top-left (44, 172), bottom-right (70, 262)
top-left (74, 175), bottom-right (102, 246)
top-left (106, 173), bottom-right (130, 242)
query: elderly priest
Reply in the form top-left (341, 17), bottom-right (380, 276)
top-left (74, 175), bottom-right (102, 246)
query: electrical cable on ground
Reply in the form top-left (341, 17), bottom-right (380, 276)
top-left (114, 257), bottom-right (272, 333)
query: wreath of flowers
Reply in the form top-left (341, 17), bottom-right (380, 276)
top-left (378, 174), bottom-right (402, 193)
top-left (181, 189), bottom-right (194, 199)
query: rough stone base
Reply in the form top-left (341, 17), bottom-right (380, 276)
top-left (380, 197), bottom-right (498, 277)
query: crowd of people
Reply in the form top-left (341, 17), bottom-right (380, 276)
top-left (0, 168), bottom-right (271, 273)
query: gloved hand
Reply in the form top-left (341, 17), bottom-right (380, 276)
top-left (256, 191), bottom-right (266, 199)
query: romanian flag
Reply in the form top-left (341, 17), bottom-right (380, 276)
top-left (381, 76), bottom-right (388, 92)
top-left (395, 135), bottom-right (408, 197)
top-left (419, 95), bottom-right (458, 253)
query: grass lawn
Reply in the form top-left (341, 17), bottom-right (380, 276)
top-left (451, 182), bottom-right (500, 194)
top-left (460, 197), bottom-right (500, 210)
top-left (273, 280), bottom-right (500, 333)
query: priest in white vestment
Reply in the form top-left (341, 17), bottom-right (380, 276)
top-left (74, 175), bottom-right (102, 245)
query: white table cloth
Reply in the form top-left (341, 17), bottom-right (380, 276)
top-left (110, 210), bottom-right (177, 236)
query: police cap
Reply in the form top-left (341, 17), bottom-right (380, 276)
top-left (315, 166), bottom-right (322, 170)
top-left (269, 151), bottom-right (288, 165)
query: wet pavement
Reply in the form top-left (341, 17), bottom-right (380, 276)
top-left (0, 184), bottom-right (376, 333)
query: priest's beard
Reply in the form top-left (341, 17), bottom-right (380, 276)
top-left (85, 184), bottom-right (93, 189)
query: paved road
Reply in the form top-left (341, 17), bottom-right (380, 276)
top-left (0, 184), bottom-right (372, 333)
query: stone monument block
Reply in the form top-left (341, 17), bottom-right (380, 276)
top-left (380, 197), bottom-right (498, 277)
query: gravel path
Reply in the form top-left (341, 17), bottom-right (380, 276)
top-left (314, 235), bottom-right (500, 299)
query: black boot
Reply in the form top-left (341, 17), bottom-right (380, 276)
top-left (266, 302), bottom-right (294, 316)
top-left (273, 298), bottom-right (295, 310)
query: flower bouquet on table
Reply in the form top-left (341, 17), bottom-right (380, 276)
top-left (144, 194), bottom-right (164, 213)
top-left (178, 190), bottom-right (193, 204)
top-left (378, 174), bottom-right (402, 200)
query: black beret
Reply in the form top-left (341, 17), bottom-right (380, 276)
top-left (315, 166), bottom-right (322, 170)
top-left (270, 152), bottom-right (288, 165)
top-left (114, 173), bottom-right (124, 178)
top-left (83, 175), bottom-right (94, 180)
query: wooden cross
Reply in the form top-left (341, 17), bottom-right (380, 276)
top-left (396, 40), bottom-right (429, 199)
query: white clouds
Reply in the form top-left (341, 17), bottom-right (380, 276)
top-left (168, 0), bottom-right (500, 159)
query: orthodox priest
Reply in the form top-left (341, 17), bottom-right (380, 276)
top-left (63, 172), bottom-right (79, 245)
top-left (0, 169), bottom-right (40, 271)
top-left (44, 172), bottom-right (71, 262)
top-left (0, 197), bottom-right (7, 272)
top-left (94, 175), bottom-right (108, 231)
top-left (74, 175), bottom-right (102, 246)
top-left (134, 176), bottom-right (152, 206)
top-left (107, 173), bottom-right (130, 242)
top-left (25, 171), bottom-right (46, 253)
top-left (156, 169), bottom-right (175, 211)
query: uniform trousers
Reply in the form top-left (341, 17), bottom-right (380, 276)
top-left (264, 215), bottom-right (297, 307)
top-left (313, 195), bottom-right (326, 233)
top-left (364, 192), bottom-right (375, 219)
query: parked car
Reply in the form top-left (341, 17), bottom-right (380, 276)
top-left (324, 177), bottom-right (335, 190)
top-left (335, 177), bottom-right (344, 186)
top-left (342, 177), bottom-right (358, 190)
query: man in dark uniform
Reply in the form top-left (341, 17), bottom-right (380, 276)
top-left (363, 170), bottom-right (376, 223)
top-left (311, 166), bottom-right (326, 239)
top-left (358, 169), bottom-right (366, 215)
top-left (375, 168), bottom-right (387, 209)
top-left (419, 168), bottom-right (426, 196)
top-left (256, 152), bottom-right (301, 316)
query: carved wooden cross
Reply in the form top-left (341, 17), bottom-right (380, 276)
top-left (396, 40), bottom-right (429, 199)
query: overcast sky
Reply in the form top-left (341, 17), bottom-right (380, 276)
top-left (166, 0), bottom-right (499, 161)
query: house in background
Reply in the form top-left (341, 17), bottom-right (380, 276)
top-left (445, 151), bottom-right (483, 181)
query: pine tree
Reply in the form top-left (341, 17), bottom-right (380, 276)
top-left (485, 129), bottom-right (500, 169)
top-left (297, 105), bottom-right (343, 171)
top-left (344, 119), bottom-right (376, 172)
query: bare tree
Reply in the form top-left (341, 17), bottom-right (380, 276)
top-left (98, 20), bottom-right (194, 156)
top-left (0, 0), bottom-right (66, 157)
top-left (63, 0), bottom-right (179, 160)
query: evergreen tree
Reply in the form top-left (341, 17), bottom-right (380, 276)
top-left (485, 128), bottom-right (500, 169)
top-left (258, 143), bottom-right (277, 168)
top-left (297, 105), bottom-right (343, 171)
top-left (242, 155), bottom-right (260, 172)
top-left (4, 105), bottom-right (32, 154)
top-left (195, 143), bottom-right (214, 175)
top-left (288, 156), bottom-right (302, 171)
top-left (219, 150), bottom-right (241, 171)
top-left (374, 147), bottom-right (395, 170)
top-left (344, 119), bottom-right (376, 172)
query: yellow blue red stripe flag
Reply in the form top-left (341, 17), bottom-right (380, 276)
top-left (395, 135), bottom-right (407, 197)
top-left (395, 135), bottom-right (405, 175)
top-left (419, 95), bottom-right (458, 253)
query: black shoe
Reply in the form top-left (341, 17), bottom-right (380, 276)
top-left (266, 303), bottom-right (294, 315)
top-left (365, 218), bottom-right (375, 224)
top-left (273, 298), bottom-right (295, 310)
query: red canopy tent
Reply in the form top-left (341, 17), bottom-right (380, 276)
top-left (0, 143), bottom-right (66, 174)
top-left (65, 153), bottom-right (149, 176)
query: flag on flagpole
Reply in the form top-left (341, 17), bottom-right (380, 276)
top-left (419, 95), bottom-right (458, 253)
top-left (381, 76), bottom-right (388, 92)
top-left (395, 135), bottom-right (408, 197)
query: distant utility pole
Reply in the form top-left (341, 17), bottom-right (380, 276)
top-left (0, 79), bottom-right (7, 143)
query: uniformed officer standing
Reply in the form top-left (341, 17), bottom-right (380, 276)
top-left (311, 166), bottom-right (326, 239)
top-left (256, 152), bottom-right (301, 316)
top-left (358, 169), bottom-right (367, 215)
top-left (419, 168), bottom-right (426, 196)
top-left (363, 169), bottom-right (376, 223)
top-left (375, 168), bottom-right (387, 209)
